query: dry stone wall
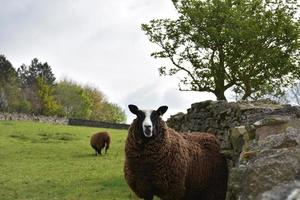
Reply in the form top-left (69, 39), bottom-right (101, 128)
top-left (167, 100), bottom-right (300, 200)
top-left (226, 118), bottom-right (300, 200)
top-left (167, 99), bottom-right (300, 149)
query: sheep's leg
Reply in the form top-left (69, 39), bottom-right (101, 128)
top-left (95, 150), bottom-right (98, 156)
top-left (105, 141), bottom-right (109, 154)
top-left (201, 157), bottom-right (228, 200)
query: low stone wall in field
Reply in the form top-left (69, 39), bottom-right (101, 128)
top-left (0, 112), bottom-right (130, 130)
top-left (0, 112), bottom-right (68, 125)
top-left (68, 118), bottom-right (130, 130)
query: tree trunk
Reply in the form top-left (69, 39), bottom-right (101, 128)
top-left (214, 46), bottom-right (227, 101)
top-left (215, 91), bottom-right (227, 100)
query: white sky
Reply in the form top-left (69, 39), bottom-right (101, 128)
top-left (0, 0), bottom-right (217, 123)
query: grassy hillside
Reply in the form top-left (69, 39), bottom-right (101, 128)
top-left (0, 121), bottom-right (140, 200)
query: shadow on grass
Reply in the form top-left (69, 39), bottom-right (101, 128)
top-left (0, 121), bottom-right (14, 126)
top-left (9, 132), bottom-right (30, 141)
top-left (72, 153), bottom-right (98, 158)
top-left (9, 131), bottom-right (78, 144)
top-left (37, 132), bottom-right (78, 142)
top-left (72, 152), bottom-right (114, 159)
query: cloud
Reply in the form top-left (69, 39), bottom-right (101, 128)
top-left (0, 0), bottom-right (178, 99)
top-left (1, 0), bottom-right (215, 124)
top-left (122, 79), bottom-right (165, 108)
top-left (121, 77), bottom-right (215, 123)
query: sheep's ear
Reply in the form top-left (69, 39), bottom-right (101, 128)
top-left (128, 104), bottom-right (139, 115)
top-left (157, 106), bottom-right (168, 116)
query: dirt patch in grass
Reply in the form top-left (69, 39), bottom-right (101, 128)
top-left (36, 132), bottom-right (78, 143)
top-left (9, 131), bottom-right (78, 143)
top-left (1, 121), bottom-right (15, 126)
top-left (9, 133), bottom-right (30, 141)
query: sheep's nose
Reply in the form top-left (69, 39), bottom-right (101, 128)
top-left (144, 125), bottom-right (152, 137)
top-left (144, 125), bottom-right (151, 129)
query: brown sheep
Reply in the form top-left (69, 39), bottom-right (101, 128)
top-left (90, 131), bottom-right (111, 156)
top-left (124, 105), bottom-right (228, 200)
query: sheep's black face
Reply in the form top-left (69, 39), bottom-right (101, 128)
top-left (128, 104), bottom-right (168, 139)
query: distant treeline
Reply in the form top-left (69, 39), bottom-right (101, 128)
top-left (0, 55), bottom-right (126, 123)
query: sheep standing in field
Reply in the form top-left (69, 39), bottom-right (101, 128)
top-left (124, 104), bottom-right (228, 200)
top-left (90, 131), bottom-right (111, 156)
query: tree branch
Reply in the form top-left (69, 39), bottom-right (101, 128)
top-left (158, 40), bottom-right (214, 92)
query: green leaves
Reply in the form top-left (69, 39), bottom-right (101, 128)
top-left (54, 80), bottom-right (126, 123)
top-left (0, 55), bottom-right (126, 123)
top-left (17, 58), bottom-right (56, 88)
top-left (143, 0), bottom-right (300, 100)
top-left (37, 77), bottom-right (61, 116)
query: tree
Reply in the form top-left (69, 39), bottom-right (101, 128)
top-left (78, 85), bottom-right (127, 123)
top-left (17, 58), bottom-right (56, 88)
top-left (142, 0), bottom-right (300, 100)
top-left (288, 81), bottom-right (300, 105)
top-left (84, 86), bottom-right (106, 120)
top-left (101, 102), bottom-right (127, 123)
top-left (0, 55), bottom-right (28, 112)
top-left (17, 58), bottom-right (56, 114)
top-left (0, 55), bottom-right (17, 111)
top-left (53, 79), bottom-right (92, 119)
top-left (266, 81), bottom-right (300, 105)
top-left (0, 55), bottom-right (17, 86)
top-left (37, 77), bottom-right (62, 116)
top-left (54, 80), bottom-right (126, 122)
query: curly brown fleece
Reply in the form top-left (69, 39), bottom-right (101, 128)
top-left (124, 119), bottom-right (228, 200)
top-left (90, 131), bottom-right (110, 155)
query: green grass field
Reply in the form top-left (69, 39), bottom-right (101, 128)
top-left (0, 120), bottom-right (141, 200)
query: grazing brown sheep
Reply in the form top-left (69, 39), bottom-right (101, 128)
top-left (124, 105), bottom-right (228, 200)
top-left (90, 131), bottom-right (111, 155)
